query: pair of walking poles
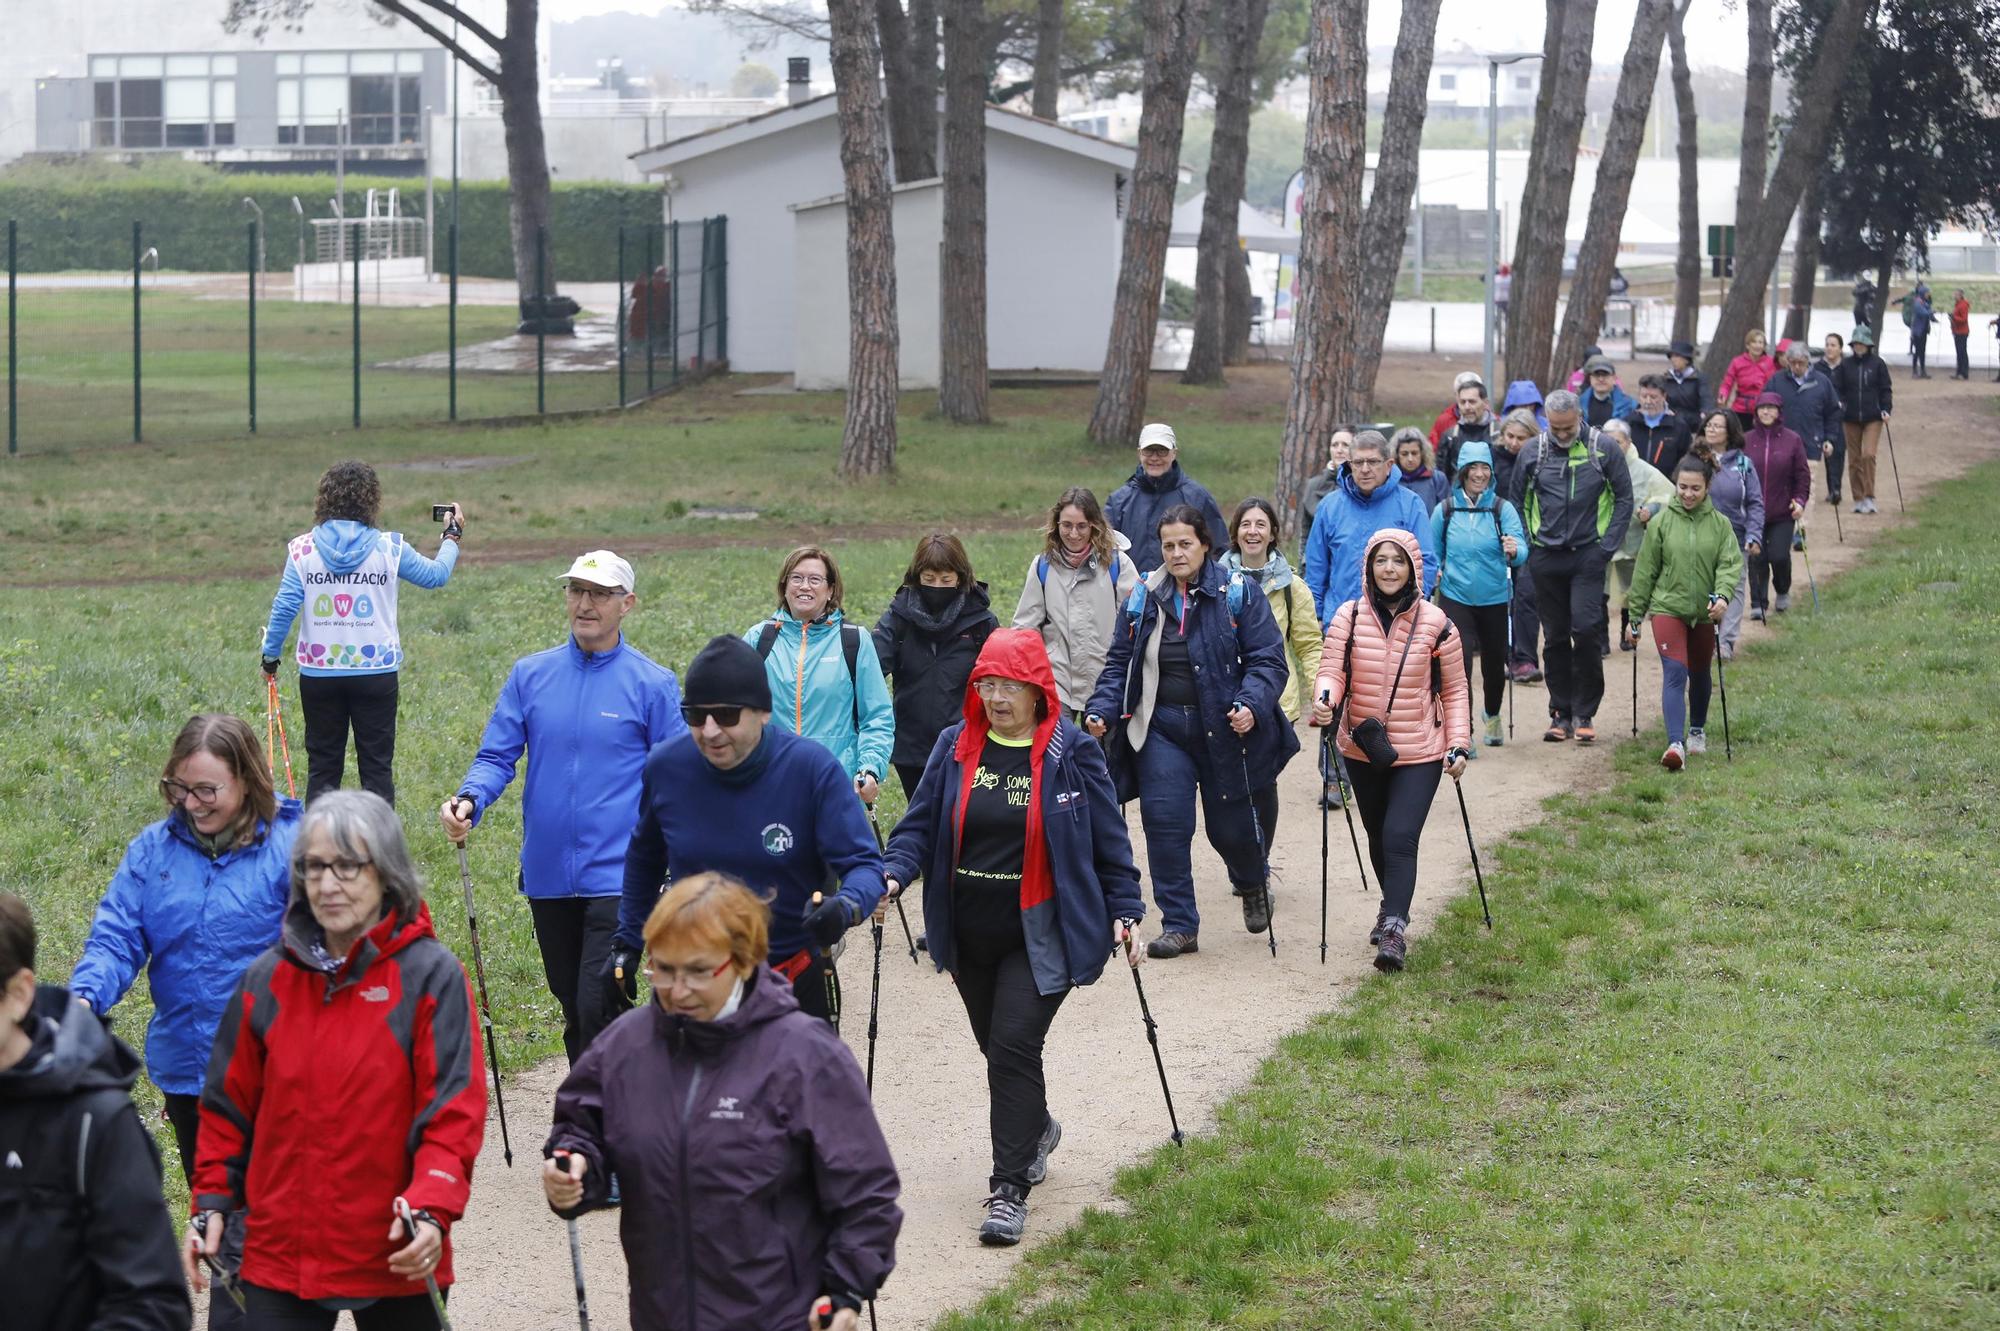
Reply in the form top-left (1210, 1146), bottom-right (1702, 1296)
top-left (1626, 623), bottom-right (1734, 760)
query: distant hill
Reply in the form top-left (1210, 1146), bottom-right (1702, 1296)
top-left (549, 7), bottom-right (824, 97)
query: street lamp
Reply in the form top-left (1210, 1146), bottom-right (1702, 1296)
top-left (1485, 51), bottom-right (1542, 393)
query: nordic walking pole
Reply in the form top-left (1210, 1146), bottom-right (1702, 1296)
top-left (1506, 569), bottom-right (1517, 738)
top-left (190, 1213), bottom-right (248, 1314)
top-left (394, 1197), bottom-right (453, 1330)
top-left (864, 913), bottom-right (884, 1092)
top-left (448, 801), bottom-right (513, 1167)
top-left (1329, 703), bottom-right (1373, 897)
top-left (1318, 723), bottom-right (1330, 965)
top-left (1236, 734), bottom-right (1276, 960)
top-left (551, 1152), bottom-right (592, 1331)
top-left (1715, 654), bottom-right (1734, 761)
top-left (1451, 776), bottom-right (1494, 930)
top-left (1630, 622), bottom-right (1639, 737)
top-left (265, 675), bottom-right (296, 798)
top-left (1797, 528), bottom-right (1820, 612)
top-left (1883, 419), bottom-right (1906, 513)
top-left (866, 802), bottom-right (919, 966)
top-left (1120, 923), bottom-right (1185, 1145)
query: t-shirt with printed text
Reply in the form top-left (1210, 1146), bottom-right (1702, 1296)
top-left (952, 733), bottom-right (1033, 962)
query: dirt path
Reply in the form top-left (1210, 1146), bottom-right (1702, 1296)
top-left (402, 374), bottom-right (1996, 1330)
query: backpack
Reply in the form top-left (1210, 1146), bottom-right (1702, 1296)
top-left (1518, 427), bottom-right (1610, 543)
top-left (1036, 550), bottom-right (1124, 587)
top-left (755, 619), bottom-right (864, 737)
top-left (1121, 570), bottom-right (1248, 634)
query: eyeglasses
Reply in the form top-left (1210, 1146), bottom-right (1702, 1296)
top-left (1057, 521), bottom-right (1093, 536)
top-left (974, 678), bottom-right (1033, 698)
top-left (681, 704), bottom-right (746, 728)
top-left (785, 573), bottom-right (828, 589)
top-left (565, 583), bottom-right (625, 603)
top-left (1349, 457), bottom-right (1387, 469)
top-left (161, 779), bottom-right (226, 805)
top-left (645, 956), bottom-right (734, 989)
top-left (301, 857), bottom-right (371, 883)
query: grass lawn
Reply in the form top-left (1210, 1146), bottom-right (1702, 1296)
top-left (938, 466), bottom-right (2000, 1327)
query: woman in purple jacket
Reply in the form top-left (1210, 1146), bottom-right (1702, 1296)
top-left (1742, 391), bottom-right (1813, 620)
top-left (542, 872), bottom-right (901, 1331)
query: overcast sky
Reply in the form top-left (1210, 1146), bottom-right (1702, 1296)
top-left (538, 0), bottom-right (1751, 72)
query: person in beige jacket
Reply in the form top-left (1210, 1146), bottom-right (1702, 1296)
top-left (1310, 528), bottom-right (1471, 973)
top-left (1012, 487), bottom-right (1139, 716)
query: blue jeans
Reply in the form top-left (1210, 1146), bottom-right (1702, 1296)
top-left (1135, 704), bottom-right (1266, 936)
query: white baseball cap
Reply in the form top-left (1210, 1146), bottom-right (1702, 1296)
top-left (559, 550), bottom-right (635, 593)
top-left (1137, 422), bottom-right (1178, 451)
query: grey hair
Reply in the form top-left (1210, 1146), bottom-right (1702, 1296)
top-left (292, 790), bottom-right (425, 924)
top-left (1389, 426), bottom-right (1435, 468)
top-left (1544, 389), bottom-right (1581, 415)
top-left (1351, 429), bottom-right (1390, 457)
top-left (1784, 342), bottom-right (1811, 363)
top-left (1598, 418), bottom-right (1632, 443)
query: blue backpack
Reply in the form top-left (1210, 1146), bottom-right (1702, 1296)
top-left (1036, 551), bottom-right (1124, 586)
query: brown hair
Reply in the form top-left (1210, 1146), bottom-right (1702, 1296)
top-left (1040, 486), bottom-right (1115, 567)
top-left (1696, 409), bottom-right (1744, 459)
top-left (1229, 497), bottom-right (1283, 551)
top-left (903, 532), bottom-right (975, 588)
top-left (642, 872), bottom-right (770, 975)
top-left (313, 460), bottom-right (382, 526)
top-left (0, 892), bottom-right (34, 986)
top-left (163, 714), bottom-right (278, 849)
top-left (775, 546), bottom-right (845, 612)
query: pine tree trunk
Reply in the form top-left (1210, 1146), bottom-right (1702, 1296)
top-left (1701, 0), bottom-right (1875, 389)
top-left (1031, 0), bottom-right (1064, 120)
top-left (1346, 0), bottom-right (1444, 416)
top-left (829, 0), bottom-right (901, 477)
top-left (1503, 0), bottom-right (1600, 391)
top-left (1224, 248), bottom-right (1252, 365)
top-left (1736, 0), bottom-right (1773, 224)
top-left (910, 0), bottom-right (940, 165)
top-left (1869, 246), bottom-right (1894, 337)
top-left (499, 0), bottom-right (554, 302)
top-left (1552, 0), bottom-right (1674, 378)
top-left (1276, 0), bottom-right (1367, 521)
top-left (939, 0), bottom-right (990, 422)
top-left (1086, 0), bottom-right (1213, 447)
top-left (1668, 5), bottom-right (1702, 345)
top-left (1781, 166), bottom-right (1824, 341)
top-left (1184, 0), bottom-right (1269, 386)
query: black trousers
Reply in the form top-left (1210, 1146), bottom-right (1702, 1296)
top-left (299, 672), bottom-right (400, 805)
top-left (895, 762), bottom-right (927, 803)
top-left (163, 1094), bottom-right (247, 1331)
top-left (1749, 518), bottom-right (1796, 609)
top-left (1954, 332), bottom-right (1969, 377)
top-left (1345, 759), bottom-right (1443, 922)
top-left (1509, 569), bottom-right (1541, 669)
top-left (1439, 596), bottom-right (1510, 716)
top-left (528, 895), bottom-right (625, 1065)
top-left (1529, 545), bottom-right (1611, 724)
top-left (953, 944), bottom-right (1068, 1194)
top-left (241, 1284), bottom-right (446, 1330)
top-left (1910, 329), bottom-right (1928, 374)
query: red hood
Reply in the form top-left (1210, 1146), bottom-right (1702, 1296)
top-left (955, 628), bottom-right (1063, 763)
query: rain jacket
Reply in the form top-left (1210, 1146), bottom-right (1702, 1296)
top-left (1438, 416), bottom-right (1494, 479)
top-left (456, 635), bottom-right (687, 900)
top-left (260, 519), bottom-right (458, 676)
top-left (1628, 496), bottom-right (1745, 624)
top-left (194, 901), bottom-right (486, 1302)
top-left (1500, 380), bottom-right (1549, 429)
top-left (1625, 408), bottom-right (1691, 477)
top-left (1768, 368), bottom-right (1843, 459)
top-left (1428, 448), bottom-right (1529, 608)
top-left (1302, 465), bottom-right (1438, 623)
top-left (1220, 549), bottom-right (1323, 720)
top-left (874, 580), bottom-right (999, 770)
top-left (1398, 463), bottom-right (1450, 514)
top-left (69, 801), bottom-right (302, 1096)
top-left (1103, 461), bottom-right (1228, 572)
top-left (1719, 352), bottom-right (1777, 414)
top-left (1295, 465), bottom-right (1342, 558)
top-left (1581, 383), bottom-right (1638, 429)
top-left (1744, 417), bottom-right (1813, 521)
top-left (1313, 529), bottom-right (1471, 766)
top-left (1831, 351), bottom-right (1894, 423)
top-left (0, 984), bottom-right (190, 1331)
top-left (745, 608), bottom-right (895, 782)
top-left (1663, 364), bottom-right (1709, 431)
top-left (1706, 449), bottom-right (1767, 547)
top-left (1011, 540), bottom-right (1138, 713)
top-left (1615, 448), bottom-right (1679, 560)
top-left (545, 968), bottom-right (902, 1331)
top-left (1508, 426), bottom-right (1634, 556)
top-left (1084, 557), bottom-right (1299, 801)
top-left (884, 630), bottom-right (1146, 993)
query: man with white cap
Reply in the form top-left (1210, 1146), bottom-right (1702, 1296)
top-left (440, 550), bottom-right (687, 1065)
top-left (1103, 422), bottom-right (1228, 573)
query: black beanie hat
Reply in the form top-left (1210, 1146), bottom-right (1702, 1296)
top-left (684, 635), bottom-right (774, 710)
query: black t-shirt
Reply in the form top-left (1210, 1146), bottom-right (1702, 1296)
top-left (1155, 610), bottom-right (1198, 707)
top-left (953, 734), bottom-right (1033, 961)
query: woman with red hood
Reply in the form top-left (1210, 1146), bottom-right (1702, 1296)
top-left (883, 629), bottom-right (1145, 1249)
top-left (1311, 529), bottom-right (1472, 973)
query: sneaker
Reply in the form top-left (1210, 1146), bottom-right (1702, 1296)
top-left (1853, 499), bottom-right (1868, 514)
top-left (1574, 721), bottom-right (1597, 744)
top-left (1526, 665), bottom-right (1545, 684)
top-left (1775, 593), bottom-right (1790, 612)
top-left (1619, 636), bottom-right (1636, 653)
top-left (1749, 607), bottom-right (1766, 623)
top-left (1687, 728), bottom-right (1708, 755)
top-left (1146, 931), bottom-right (1199, 960)
top-left (1373, 918), bottom-right (1407, 973)
top-left (979, 1184), bottom-right (1029, 1246)
top-left (1023, 1117), bottom-right (1062, 1187)
top-left (1368, 912), bottom-right (1388, 946)
top-left (1661, 742), bottom-right (1685, 771)
top-left (1543, 719), bottom-right (1572, 742)
top-left (1484, 714), bottom-right (1505, 747)
top-left (1512, 662), bottom-right (1542, 684)
top-left (1239, 884), bottom-right (1271, 934)
top-left (1320, 782), bottom-right (1345, 810)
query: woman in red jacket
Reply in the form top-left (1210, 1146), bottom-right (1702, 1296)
top-left (1717, 328), bottom-right (1777, 431)
top-left (1742, 390), bottom-right (1813, 621)
top-left (186, 790), bottom-right (486, 1331)
top-left (1310, 529), bottom-right (1471, 973)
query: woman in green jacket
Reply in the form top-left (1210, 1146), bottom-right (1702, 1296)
top-left (1626, 455), bottom-right (1745, 771)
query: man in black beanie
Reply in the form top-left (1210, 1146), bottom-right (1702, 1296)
top-left (605, 636), bottom-right (884, 1024)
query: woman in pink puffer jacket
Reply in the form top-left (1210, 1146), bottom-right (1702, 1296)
top-left (1311, 529), bottom-right (1471, 972)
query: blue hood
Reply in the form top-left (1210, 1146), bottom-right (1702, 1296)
top-left (1501, 380), bottom-right (1549, 428)
top-left (311, 519), bottom-right (383, 575)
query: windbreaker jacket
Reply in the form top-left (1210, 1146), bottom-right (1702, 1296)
top-left (1508, 427), bottom-right (1634, 556)
top-left (1103, 461), bottom-right (1229, 573)
top-left (1616, 449), bottom-right (1679, 560)
top-left (1707, 449), bottom-right (1767, 547)
top-left (1011, 541), bottom-right (1138, 712)
top-left (1220, 550), bottom-right (1324, 721)
top-left (1831, 352), bottom-right (1894, 422)
top-left (1663, 365), bottom-right (1709, 430)
top-left (1428, 483), bottom-right (1529, 607)
top-left (1084, 557), bottom-right (1299, 800)
top-left (1628, 497), bottom-right (1745, 624)
top-left (1437, 417), bottom-right (1494, 479)
top-left (1719, 352), bottom-right (1777, 413)
top-left (884, 630), bottom-right (1146, 994)
top-left (1768, 370), bottom-right (1843, 457)
top-left (545, 970), bottom-right (901, 1331)
top-left (1625, 409), bottom-right (1691, 477)
top-left (1500, 380), bottom-right (1549, 429)
top-left (457, 635), bottom-right (687, 899)
top-left (744, 608), bottom-right (895, 781)
top-left (0, 985), bottom-right (191, 1331)
top-left (1744, 423), bottom-right (1813, 520)
top-left (259, 519), bottom-right (458, 677)
top-left (194, 902), bottom-right (486, 1301)
top-left (1313, 530), bottom-right (1471, 766)
top-left (874, 581), bottom-right (998, 768)
top-left (69, 801), bottom-right (302, 1096)
top-left (1302, 465), bottom-right (1439, 622)
top-left (1581, 384), bottom-right (1638, 429)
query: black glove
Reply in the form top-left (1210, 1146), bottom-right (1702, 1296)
top-left (603, 947), bottom-right (638, 1008)
top-left (261, 656), bottom-right (280, 677)
top-left (803, 896), bottom-right (857, 948)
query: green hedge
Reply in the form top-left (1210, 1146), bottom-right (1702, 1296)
top-left (0, 172), bottom-right (663, 281)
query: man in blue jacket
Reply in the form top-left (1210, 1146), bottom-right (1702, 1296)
top-left (1104, 422), bottom-right (1229, 573)
top-left (443, 551), bottom-right (687, 1064)
top-left (1302, 429), bottom-right (1438, 625)
top-left (1580, 356), bottom-right (1637, 429)
top-left (608, 635), bottom-right (886, 1026)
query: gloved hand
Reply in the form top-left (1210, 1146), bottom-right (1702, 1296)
top-left (603, 947), bottom-right (638, 1009)
top-left (803, 896), bottom-right (858, 948)
top-left (261, 656), bottom-right (280, 677)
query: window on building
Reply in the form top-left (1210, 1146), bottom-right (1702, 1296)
top-left (1438, 73), bottom-right (1457, 91)
top-left (87, 54), bottom-right (235, 148)
top-left (276, 51), bottom-right (428, 146)
top-left (1516, 75), bottom-right (1533, 90)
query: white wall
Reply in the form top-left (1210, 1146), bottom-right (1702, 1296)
top-left (794, 182), bottom-right (943, 390)
top-left (983, 130), bottom-right (1123, 371)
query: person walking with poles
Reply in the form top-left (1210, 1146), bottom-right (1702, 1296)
top-left (874, 533), bottom-right (999, 798)
top-left (1691, 411), bottom-right (1766, 661)
top-left (1626, 454), bottom-right (1743, 769)
top-left (1429, 442), bottom-right (1528, 752)
top-left (1506, 391), bottom-right (1633, 744)
top-left (1602, 421), bottom-right (1677, 655)
top-left (1742, 393), bottom-right (1813, 621)
top-left (610, 636), bottom-right (886, 1025)
top-left (1103, 422), bottom-right (1230, 573)
top-left (260, 460), bottom-right (464, 805)
top-left (1310, 530), bottom-right (1472, 972)
top-left (1831, 326), bottom-right (1894, 515)
top-left (441, 551), bottom-right (686, 1068)
top-left (883, 630), bottom-right (1145, 1246)
top-left (186, 791), bottom-right (488, 1330)
top-left (545, 872), bottom-right (902, 1331)
top-left (1771, 341), bottom-right (1845, 507)
top-left (1011, 487), bottom-right (1139, 719)
top-left (1221, 496), bottom-right (1323, 837)
top-left (1085, 505), bottom-right (1296, 959)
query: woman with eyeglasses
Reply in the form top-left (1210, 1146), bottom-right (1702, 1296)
top-left (186, 791), bottom-right (486, 1331)
top-left (873, 533), bottom-right (998, 799)
top-left (1012, 487), bottom-right (1138, 719)
top-left (883, 630), bottom-right (1143, 1247)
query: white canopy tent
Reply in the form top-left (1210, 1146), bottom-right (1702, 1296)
top-left (1168, 192), bottom-right (1298, 255)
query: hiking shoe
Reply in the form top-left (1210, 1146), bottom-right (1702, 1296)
top-left (1240, 884), bottom-right (1271, 934)
top-left (1373, 918), bottom-right (1408, 973)
top-left (1575, 721), bottom-right (1597, 744)
top-left (1368, 911), bottom-right (1388, 946)
top-left (1023, 1117), bottom-right (1062, 1187)
top-left (1619, 635), bottom-right (1636, 652)
top-left (979, 1184), bottom-right (1029, 1246)
top-left (1775, 593), bottom-right (1790, 612)
top-left (1749, 607), bottom-right (1766, 623)
top-left (1687, 728), bottom-right (1707, 755)
top-left (1484, 714), bottom-right (1505, 747)
top-left (1511, 662), bottom-right (1541, 684)
top-left (1320, 781), bottom-right (1345, 810)
top-left (1543, 719), bottom-right (1572, 742)
top-left (1146, 931), bottom-right (1199, 960)
top-left (1661, 742), bottom-right (1685, 771)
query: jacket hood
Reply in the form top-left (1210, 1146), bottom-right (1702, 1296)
top-left (1339, 463), bottom-right (1406, 504)
top-left (0, 984), bottom-right (141, 1100)
top-left (1754, 390), bottom-right (1784, 408)
top-left (1359, 527), bottom-right (1426, 595)
top-left (311, 519), bottom-right (383, 575)
top-left (281, 897), bottom-right (438, 976)
top-left (1129, 460), bottom-right (1188, 494)
top-left (887, 579), bottom-right (993, 637)
top-left (648, 963), bottom-right (798, 1056)
top-left (1456, 440), bottom-right (1495, 470)
top-left (1501, 380), bottom-right (1545, 411)
top-left (957, 628), bottom-right (1062, 762)
top-left (1220, 548), bottom-right (1295, 592)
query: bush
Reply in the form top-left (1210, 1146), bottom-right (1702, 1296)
top-left (1161, 276), bottom-right (1197, 323)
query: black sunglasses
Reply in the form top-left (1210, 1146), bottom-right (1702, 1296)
top-left (680, 704), bottom-right (745, 728)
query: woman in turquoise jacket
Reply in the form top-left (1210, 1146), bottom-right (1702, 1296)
top-left (1428, 441), bottom-right (1529, 749)
top-left (746, 545), bottom-right (896, 804)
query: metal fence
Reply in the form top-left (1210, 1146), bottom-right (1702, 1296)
top-left (1, 214), bottom-right (728, 456)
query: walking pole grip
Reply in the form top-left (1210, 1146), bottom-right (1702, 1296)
top-left (553, 1151), bottom-right (592, 1331)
